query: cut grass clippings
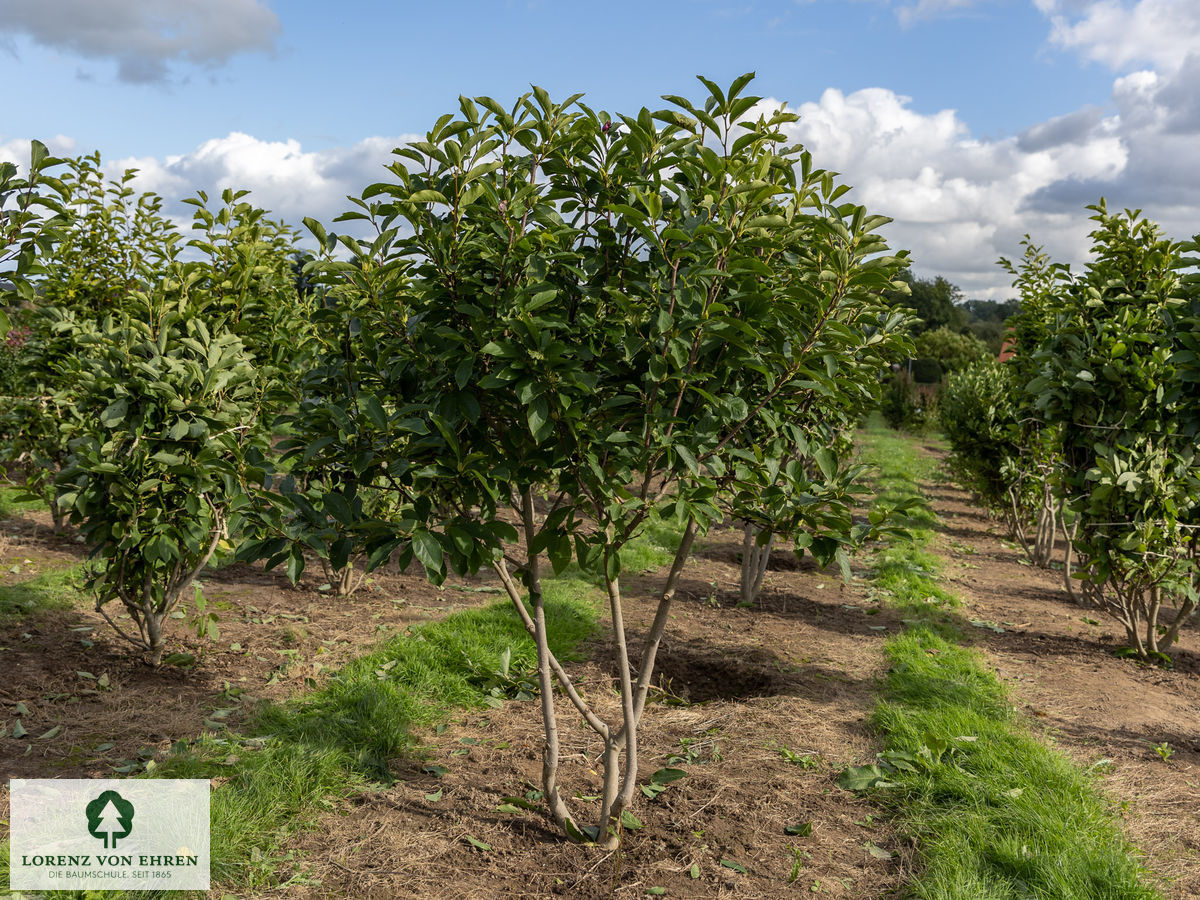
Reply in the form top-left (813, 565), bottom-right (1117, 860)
top-left (0, 578), bottom-right (598, 898)
top-left (855, 420), bottom-right (1160, 899)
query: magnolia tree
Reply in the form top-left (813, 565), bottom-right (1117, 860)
top-left (938, 359), bottom-right (1024, 524)
top-left (996, 238), bottom-right (1074, 567)
top-left (38, 181), bottom-right (300, 663)
top-left (58, 313), bottom-right (263, 664)
top-left (282, 74), bottom-right (911, 845)
top-left (1030, 204), bottom-right (1198, 658)
top-left (0, 140), bottom-right (63, 318)
top-left (0, 141), bottom-right (65, 508)
top-left (2, 156), bottom-right (184, 528)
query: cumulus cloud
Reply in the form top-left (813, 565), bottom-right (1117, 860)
top-left (1037, 0), bottom-right (1200, 72)
top-left (1024, 58), bottom-right (1200, 235)
top-left (744, 0), bottom-right (1200, 300)
top-left (0, 135), bottom-right (79, 168)
top-left (113, 132), bottom-right (418, 233)
top-left (0, 0), bottom-right (280, 82)
top-left (760, 88), bottom-right (1133, 297)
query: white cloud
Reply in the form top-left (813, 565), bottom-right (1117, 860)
top-left (762, 88), bottom-right (1134, 297)
top-left (113, 132), bottom-right (418, 233)
top-left (1038, 0), bottom-right (1200, 72)
top-left (0, 135), bottom-right (79, 168)
top-left (0, 0), bottom-right (280, 82)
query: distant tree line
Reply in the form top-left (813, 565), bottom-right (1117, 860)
top-left (885, 270), bottom-right (1019, 354)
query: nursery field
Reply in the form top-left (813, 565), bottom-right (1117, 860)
top-left (4, 75), bottom-right (1200, 900)
top-left (3, 425), bottom-right (1198, 899)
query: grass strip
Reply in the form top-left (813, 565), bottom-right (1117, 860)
top-left (855, 420), bottom-right (1160, 899)
top-left (0, 484), bottom-right (47, 519)
top-left (1, 577), bottom-right (598, 898)
top-left (0, 563), bottom-right (86, 620)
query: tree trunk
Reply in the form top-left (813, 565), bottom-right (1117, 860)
top-left (739, 522), bottom-right (774, 605)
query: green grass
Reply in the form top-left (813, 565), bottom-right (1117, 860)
top-left (0, 483), bottom-right (46, 518)
top-left (0, 563), bottom-right (86, 620)
top-left (856, 419), bottom-right (1161, 899)
top-left (620, 511), bottom-right (687, 575)
top-left (0, 579), bottom-right (599, 898)
top-left (0, 482), bottom-right (48, 518)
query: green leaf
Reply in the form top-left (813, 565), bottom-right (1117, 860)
top-left (620, 810), bottom-right (643, 829)
top-left (720, 859), bottom-right (747, 874)
top-left (424, 787), bottom-right (443, 802)
top-left (785, 822), bottom-right (813, 837)
top-left (324, 491), bottom-right (354, 525)
top-left (527, 395), bottom-right (552, 443)
top-left (464, 835), bottom-right (491, 852)
top-left (865, 842), bottom-right (894, 860)
top-left (99, 399), bottom-right (128, 428)
top-left (38, 725), bottom-right (62, 740)
top-left (408, 189), bottom-right (449, 204)
top-left (12, 720), bottom-right (27, 739)
top-left (363, 395), bottom-right (388, 430)
top-left (286, 550), bottom-right (305, 585)
top-left (412, 530), bottom-right (443, 572)
top-left (835, 764), bottom-right (889, 791)
top-left (649, 767), bottom-right (687, 785)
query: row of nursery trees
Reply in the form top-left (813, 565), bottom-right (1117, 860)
top-left (0, 76), bottom-right (920, 845)
top-left (940, 207), bottom-right (1200, 662)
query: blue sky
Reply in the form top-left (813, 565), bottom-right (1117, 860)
top-left (2, 0), bottom-right (1198, 298)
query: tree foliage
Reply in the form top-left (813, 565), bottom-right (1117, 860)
top-left (274, 74), bottom-right (912, 844)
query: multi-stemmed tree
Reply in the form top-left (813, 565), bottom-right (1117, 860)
top-left (282, 75), bottom-right (911, 844)
top-left (1028, 205), bottom-right (1198, 658)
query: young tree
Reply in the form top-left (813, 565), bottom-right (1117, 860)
top-left (996, 238), bottom-right (1074, 568)
top-left (285, 75), bottom-right (910, 845)
top-left (58, 312), bottom-right (263, 665)
top-left (49, 189), bottom-right (293, 664)
top-left (1, 156), bottom-right (178, 530)
top-left (1031, 204), bottom-right (1197, 658)
top-left (0, 140), bottom-right (64, 317)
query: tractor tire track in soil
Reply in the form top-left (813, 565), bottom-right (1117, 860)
top-left (921, 448), bottom-right (1200, 899)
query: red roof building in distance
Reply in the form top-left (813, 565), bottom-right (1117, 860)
top-left (998, 332), bottom-right (1016, 363)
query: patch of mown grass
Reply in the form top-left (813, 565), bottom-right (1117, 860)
top-left (0, 563), bottom-right (85, 619)
top-left (253, 577), bottom-right (596, 777)
top-left (0, 579), bottom-right (598, 898)
top-left (0, 483), bottom-right (46, 519)
top-left (876, 626), bottom-right (1158, 899)
top-left (856, 422), bottom-right (1161, 899)
top-left (620, 512), bottom-right (686, 575)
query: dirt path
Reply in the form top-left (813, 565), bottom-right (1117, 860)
top-left (920, 452), bottom-right (1200, 898)
top-left (0, 506), bottom-right (502, 844)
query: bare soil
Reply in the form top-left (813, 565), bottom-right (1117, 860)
top-left (2, 447), bottom-right (1199, 898)
top-left (925, 455), bottom-right (1200, 899)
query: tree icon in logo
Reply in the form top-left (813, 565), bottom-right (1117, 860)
top-left (86, 790), bottom-right (134, 849)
